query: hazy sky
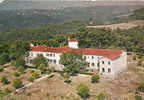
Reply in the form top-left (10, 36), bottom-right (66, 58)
top-left (0, 0), bottom-right (144, 3)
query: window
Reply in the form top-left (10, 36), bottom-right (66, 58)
top-left (83, 56), bottom-right (86, 60)
top-left (49, 59), bottom-right (52, 63)
top-left (108, 68), bottom-right (111, 73)
top-left (54, 60), bottom-right (56, 64)
top-left (46, 53), bottom-right (49, 56)
top-left (91, 63), bottom-right (95, 66)
top-left (37, 53), bottom-right (42, 56)
top-left (97, 63), bottom-right (100, 67)
top-left (102, 61), bottom-right (104, 64)
top-left (102, 68), bottom-right (105, 72)
top-left (92, 56), bottom-right (94, 59)
top-left (50, 54), bottom-right (52, 57)
top-left (53, 54), bottom-right (55, 57)
top-left (88, 63), bottom-right (90, 67)
top-left (108, 61), bottom-right (110, 65)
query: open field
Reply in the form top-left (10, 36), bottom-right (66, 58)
top-left (87, 20), bottom-right (144, 30)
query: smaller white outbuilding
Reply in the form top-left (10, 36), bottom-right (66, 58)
top-left (26, 38), bottom-right (127, 78)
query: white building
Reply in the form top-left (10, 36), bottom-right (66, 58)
top-left (26, 38), bottom-right (127, 78)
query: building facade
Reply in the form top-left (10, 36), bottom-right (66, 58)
top-left (26, 38), bottom-right (127, 78)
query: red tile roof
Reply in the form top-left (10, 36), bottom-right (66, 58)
top-left (31, 45), bottom-right (122, 60)
top-left (68, 38), bottom-right (78, 42)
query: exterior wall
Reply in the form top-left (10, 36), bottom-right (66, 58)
top-left (28, 51), bottom-right (61, 65)
top-left (83, 51), bottom-right (127, 78)
top-left (68, 41), bottom-right (78, 48)
top-left (111, 52), bottom-right (127, 78)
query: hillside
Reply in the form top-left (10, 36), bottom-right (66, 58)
top-left (0, 0), bottom-right (143, 31)
top-left (130, 7), bottom-right (144, 20)
top-left (0, 5), bottom-right (143, 32)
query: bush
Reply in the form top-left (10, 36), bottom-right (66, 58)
top-left (32, 72), bottom-right (40, 79)
top-left (63, 74), bottom-right (71, 84)
top-left (13, 72), bottom-right (20, 77)
top-left (64, 80), bottom-right (71, 84)
top-left (28, 76), bottom-right (35, 82)
top-left (4, 88), bottom-right (11, 94)
top-left (15, 57), bottom-right (26, 67)
top-left (135, 96), bottom-right (142, 100)
top-left (17, 66), bottom-right (25, 73)
top-left (91, 75), bottom-right (100, 83)
top-left (137, 83), bottom-right (144, 92)
top-left (13, 79), bottom-right (23, 89)
top-left (38, 64), bottom-right (47, 73)
top-left (0, 76), bottom-right (10, 85)
top-left (97, 92), bottom-right (106, 100)
top-left (76, 83), bottom-right (89, 99)
top-left (0, 67), bottom-right (4, 72)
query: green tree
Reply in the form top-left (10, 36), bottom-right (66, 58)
top-left (135, 96), bottom-right (142, 100)
top-left (38, 63), bottom-right (47, 73)
top-left (13, 79), bottom-right (24, 89)
top-left (0, 76), bottom-right (10, 85)
top-left (76, 83), bottom-right (89, 99)
top-left (32, 55), bottom-right (47, 67)
top-left (0, 53), bottom-right (10, 65)
top-left (137, 82), bottom-right (144, 92)
top-left (91, 75), bottom-right (100, 83)
top-left (60, 52), bottom-right (88, 75)
top-left (15, 57), bottom-right (26, 67)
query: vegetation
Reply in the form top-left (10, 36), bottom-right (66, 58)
top-left (0, 66), bottom-right (4, 72)
top-left (38, 64), bottom-right (47, 74)
top-left (0, 53), bottom-right (10, 65)
top-left (137, 82), bottom-right (144, 92)
top-left (0, 75), bottom-right (10, 85)
top-left (14, 57), bottom-right (26, 68)
top-left (76, 83), bottom-right (89, 99)
top-left (130, 8), bottom-right (144, 20)
top-left (60, 52), bottom-right (88, 75)
top-left (135, 96), bottom-right (142, 100)
top-left (32, 55), bottom-right (47, 67)
top-left (13, 79), bottom-right (24, 89)
top-left (96, 92), bottom-right (106, 100)
top-left (32, 72), bottom-right (40, 79)
top-left (17, 66), bottom-right (25, 73)
top-left (27, 76), bottom-right (35, 82)
top-left (0, 88), bottom-right (11, 98)
top-left (91, 75), bottom-right (100, 83)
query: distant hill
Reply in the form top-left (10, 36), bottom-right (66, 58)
top-left (130, 7), bottom-right (144, 20)
top-left (0, 0), bottom-right (143, 31)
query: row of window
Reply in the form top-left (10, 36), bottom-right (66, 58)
top-left (47, 59), bottom-right (57, 64)
top-left (46, 53), bottom-right (55, 57)
top-left (102, 68), bottom-right (111, 73)
top-left (102, 61), bottom-right (111, 65)
top-left (30, 52), bottom-right (56, 57)
top-left (89, 61), bottom-right (110, 67)
top-left (84, 56), bottom-right (95, 59)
